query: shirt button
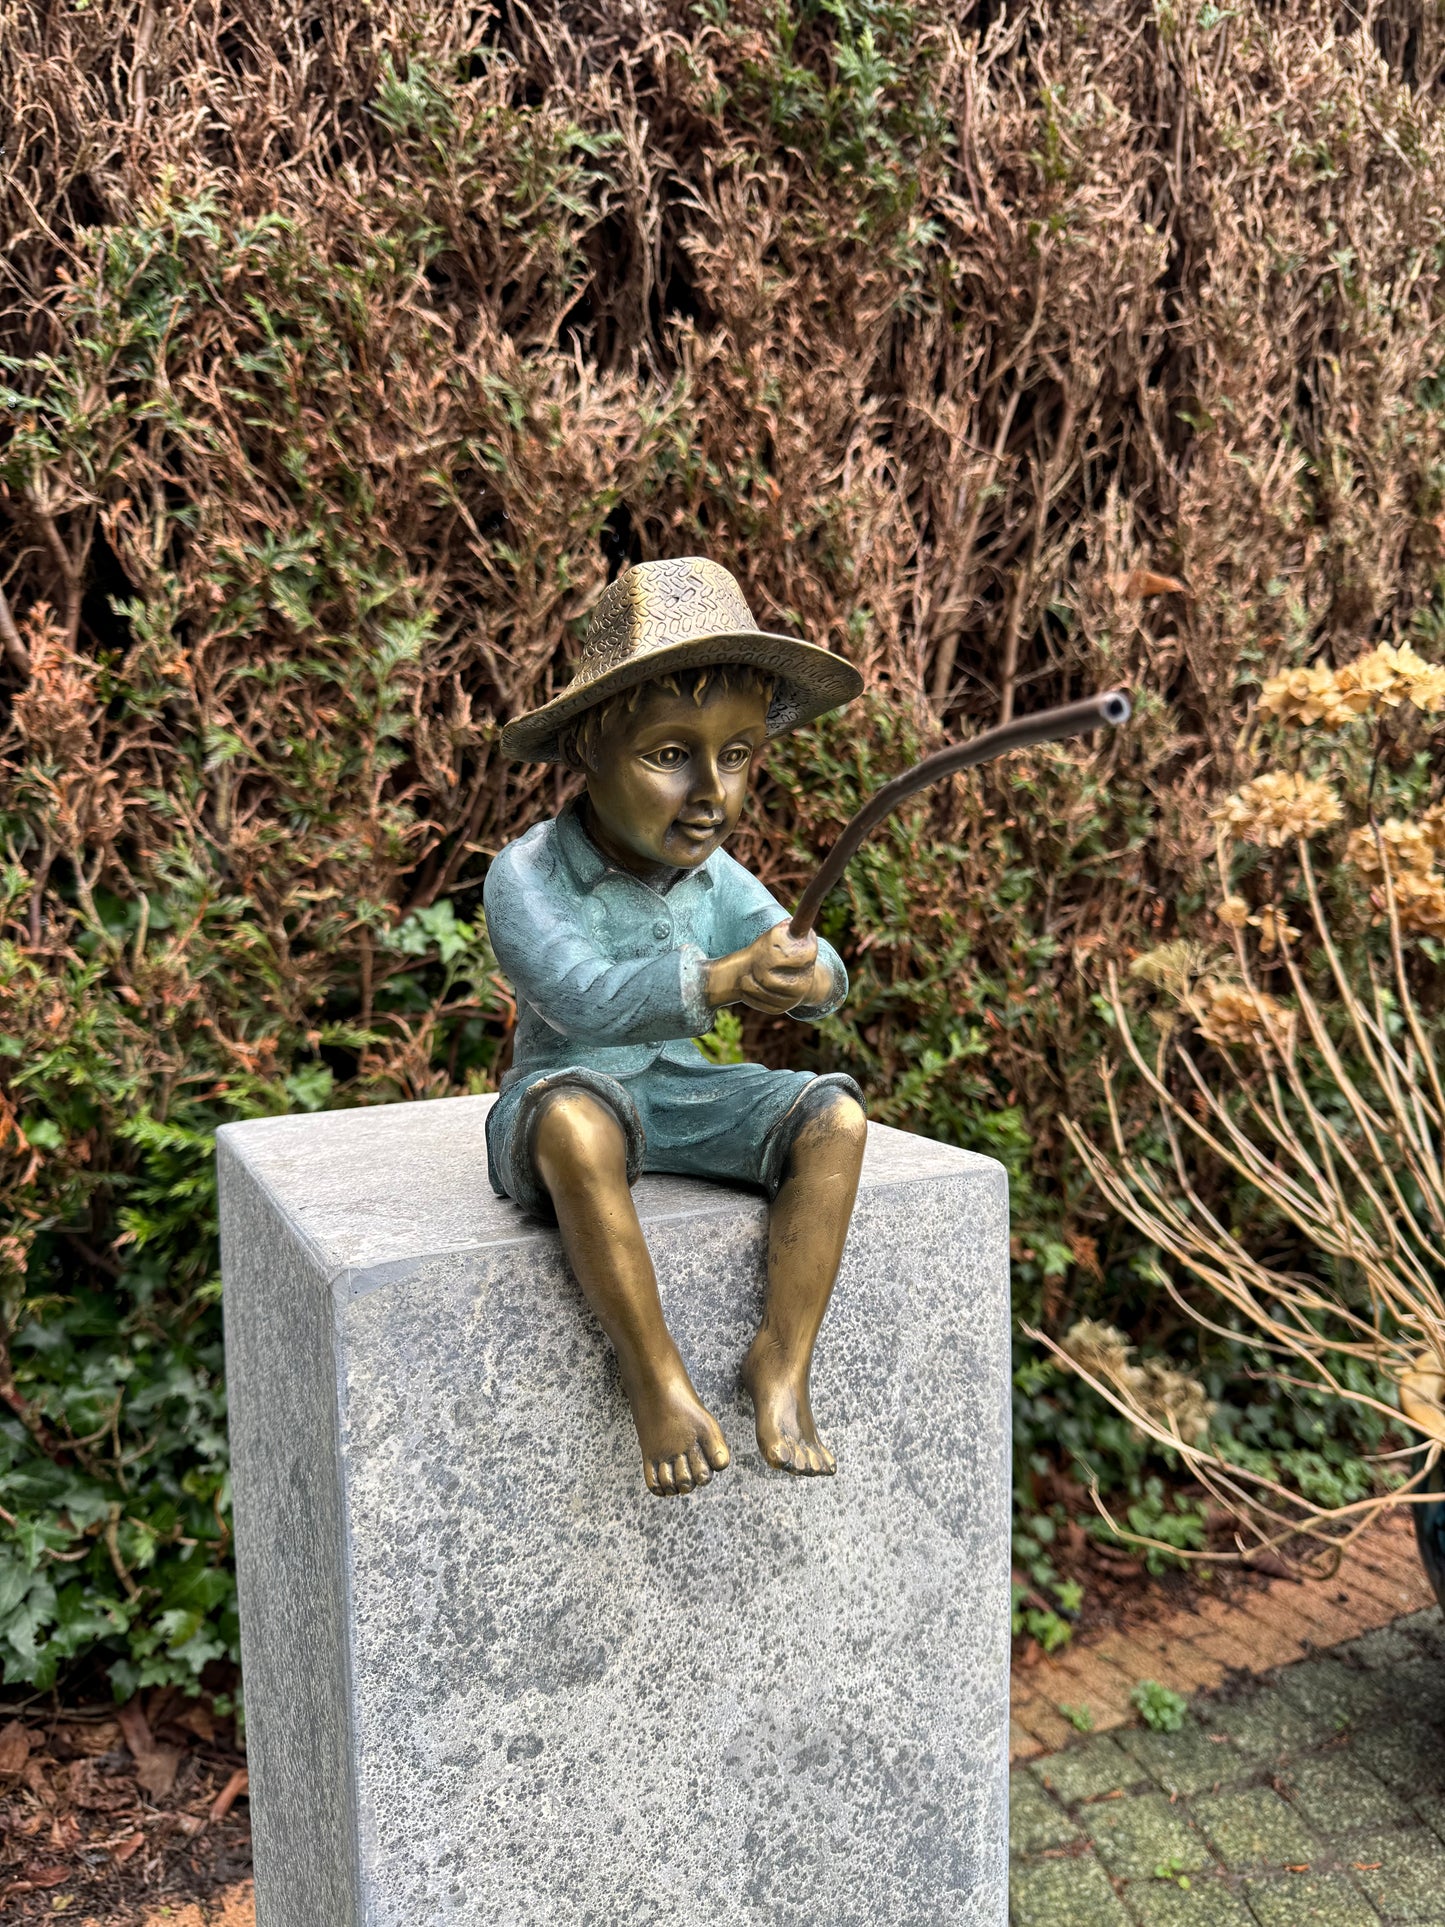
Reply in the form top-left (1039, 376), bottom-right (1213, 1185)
top-left (652, 920), bottom-right (669, 940)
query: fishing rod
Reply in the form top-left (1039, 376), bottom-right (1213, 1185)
top-left (788, 690), bottom-right (1132, 939)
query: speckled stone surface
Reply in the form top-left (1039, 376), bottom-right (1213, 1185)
top-left (219, 1094), bottom-right (1011, 1927)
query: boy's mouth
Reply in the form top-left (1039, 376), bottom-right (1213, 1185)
top-left (672, 816), bottom-right (724, 849)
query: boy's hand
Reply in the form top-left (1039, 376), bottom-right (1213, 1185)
top-left (706, 924), bottom-right (829, 1015)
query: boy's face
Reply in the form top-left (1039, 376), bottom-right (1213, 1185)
top-left (581, 681), bottom-right (770, 875)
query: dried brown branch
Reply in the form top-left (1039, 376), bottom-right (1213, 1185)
top-left (0, 583), bottom-right (27, 679)
top-left (1061, 714), bottom-right (1445, 1572)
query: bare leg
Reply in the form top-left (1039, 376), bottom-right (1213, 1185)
top-left (743, 1093), bottom-right (866, 1475)
top-left (533, 1089), bottom-right (730, 1496)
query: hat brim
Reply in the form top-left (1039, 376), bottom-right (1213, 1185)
top-left (499, 630), bottom-right (864, 764)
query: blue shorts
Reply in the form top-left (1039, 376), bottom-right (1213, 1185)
top-left (485, 1047), bottom-right (864, 1220)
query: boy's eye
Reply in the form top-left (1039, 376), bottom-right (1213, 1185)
top-left (645, 746), bottom-right (687, 769)
top-left (719, 744), bottom-right (752, 770)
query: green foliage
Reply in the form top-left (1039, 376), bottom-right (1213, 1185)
top-left (696, 1009), bottom-right (748, 1064)
top-left (1010, 1582), bottom-right (1080, 1656)
top-left (0, 896), bottom-right (501, 1693)
top-left (1011, 1500), bottom-right (1085, 1653)
top-left (1131, 1680), bottom-right (1190, 1733)
top-left (1091, 1477), bottom-right (1208, 1577)
top-left (717, 0), bottom-right (947, 215)
top-left (1212, 1357), bottom-right (1395, 1513)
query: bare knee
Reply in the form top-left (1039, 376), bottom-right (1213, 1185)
top-left (532, 1089), bottom-right (628, 1193)
top-left (789, 1092), bottom-right (867, 1176)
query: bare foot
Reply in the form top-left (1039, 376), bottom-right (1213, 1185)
top-left (741, 1334), bottom-right (836, 1476)
top-left (625, 1362), bottom-right (731, 1497)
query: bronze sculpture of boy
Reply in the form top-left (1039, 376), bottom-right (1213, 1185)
top-left (485, 557), bottom-right (867, 1496)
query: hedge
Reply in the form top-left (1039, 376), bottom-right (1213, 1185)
top-left (3, 0), bottom-right (1443, 1690)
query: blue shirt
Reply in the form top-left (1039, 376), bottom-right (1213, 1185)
top-left (483, 801), bottom-right (848, 1084)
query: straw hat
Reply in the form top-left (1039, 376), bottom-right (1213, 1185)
top-left (499, 556), bottom-right (863, 763)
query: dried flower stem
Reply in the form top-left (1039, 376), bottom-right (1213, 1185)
top-left (1058, 824), bottom-right (1445, 1572)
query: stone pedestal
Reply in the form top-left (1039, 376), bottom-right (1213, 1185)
top-left (218, 1093), bottom-right (1011, 1926)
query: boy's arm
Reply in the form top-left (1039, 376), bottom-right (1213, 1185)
top-left (484, 856), bottom-right (714, 1043)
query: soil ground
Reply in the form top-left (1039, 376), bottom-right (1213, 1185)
top-left (0, 1691), bottom-right (251, 1925)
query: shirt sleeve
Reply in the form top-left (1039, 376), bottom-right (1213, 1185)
top-left (710, 852), bottom-right (849, 1023)
top-left (484, 846), bottom-right (714, 1044)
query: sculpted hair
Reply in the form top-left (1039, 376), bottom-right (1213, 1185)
top-left (561, 663), bottom-right (776, 770)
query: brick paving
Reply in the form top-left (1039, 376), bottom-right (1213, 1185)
top-left (1011, 1604), bottom-right (1445, 1925)
top-left (1012, 1512), bottom-right (1436, 1762)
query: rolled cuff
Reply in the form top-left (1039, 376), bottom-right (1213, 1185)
top-left (788, 942), bottom-right (848, 1023)
top-left (486, 1067), bottom-right (646, 1221)
top-left (679, 943), bottom-right (715, 1038)
top-left (757, 1072), bottom-right (866, 1198)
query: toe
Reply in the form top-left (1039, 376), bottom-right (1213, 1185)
top-left (644, 1460), bottom-right (661, 1495)
top-left (671, 1453), bottom-right (693, 1493)
top-left (656, 1458), bottom-right (677, 1494)
top-left (687, 1444), bottom-right (712, 1487)
top-left (706, 1433), bottom-right (731, 1471)
top-left (819, 1443), bottom-right (837, 1474)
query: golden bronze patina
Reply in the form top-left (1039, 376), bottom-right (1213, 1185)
top-left (488, 559), bottom-right (866, 1494)
top-left (498, 555), bottom-right (862, 764)
top-left (527, 675), bottom-right (865, 1491)
top-left (489, 556), bottom-right (1129, 1497)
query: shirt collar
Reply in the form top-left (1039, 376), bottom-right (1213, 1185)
top-left (555, 798), bottom-right (716, 895)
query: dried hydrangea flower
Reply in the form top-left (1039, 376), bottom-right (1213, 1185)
top-left (1062, 1318), bottom-right (1134, 1380)
top-left (1061, 1319), bottom-right (1214, 1445)
top-left (1196, 979), bottom-right (1293, 1048)
top-left (1380, 643), bottom-right (1445, 711)
top-left (1257, 664), bottom-right (1355, 729)
top-left (1215, 772), bottom-right (1342, 846)
top-left (1392, 870), bottom-right (1445, 939)
top-left (1410, 663), bottom-right (1445, 712)
top-left (1216, 895), bottom-right (1251, 928)
top-left (1250, 906), bottom-right (1296, 954)
top-left (1134, 1359), bottom-right (1215, 1446)
top-left (1330, 650), bottom-right (1397, 715)
top-left (1129, 940), bottom-right (1205, 997)
top-left (1332, 643), bottom-right (1445, 717)
top-left (1344, 818), bottom-right (1437, 879)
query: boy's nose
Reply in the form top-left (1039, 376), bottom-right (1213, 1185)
top-left (689, 758), bottom-right (726, 806)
